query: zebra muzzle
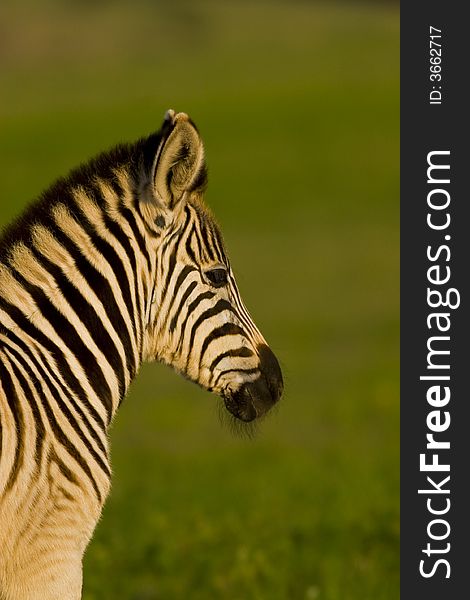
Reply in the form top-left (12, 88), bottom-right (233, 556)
top-left (223, 344), bottom-right (283, 422)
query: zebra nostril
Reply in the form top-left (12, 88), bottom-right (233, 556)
top-left (257, 344), bottom-right (283, 403)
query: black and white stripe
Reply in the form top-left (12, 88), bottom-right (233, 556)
top-left (0, 110), bottom-right (282, 600)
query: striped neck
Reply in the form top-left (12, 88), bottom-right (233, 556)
top-left (0, 140), bottom-right (159, 426)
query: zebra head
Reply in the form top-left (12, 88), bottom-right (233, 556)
top-left (142, 110), bottom-right (283, 422)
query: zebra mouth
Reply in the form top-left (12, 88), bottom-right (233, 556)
top-left (222, 387), bottom-right (258, 422)
top-left (221, 344), bottom-right (283, 422)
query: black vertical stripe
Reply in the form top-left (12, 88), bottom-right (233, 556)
top-left (98, 203), bottom-right (145, 357)
top-left (161, 265), bottom-right (197, 332)
top-left (1, 326), bottom-right (106, 434)
top-left (0, 360), bottom-right (24, 491)
top-left (0, 297), bottom-right (109, 427)
top-left (161, 218), bottom-right (187, 254)
top-left (105, 176), bottom-right (153, 273)
top-left (4, 339), bottom-right (107, 458)
top-left (208, 225), bottom-right (226, 264)
top-left (192, 228), bottom-right (207, 263)
top-left (5, 354), bottom-right (46, 479)
top-left (120, 203), bottom-right (152, 273)
top-left (42, 227), bottom-right (138, 381)
top-left (195, 222), bottom-right (213, 262)
top-left (16, 355), bottom-right (105, 502)
top-left (185, 231), bottom-right (198, 265)
top-left (6, 345), bottom-right (111, 481)
top-left (79, 181), bottom-right (145, 346)
top-left (203, 226), bottom-right (217, 262)
top-left (175, 291), bottom-right (215, 354)
top-left (161, 245), bottom-right (178, 299)
top-left (56, 196), bottom-right (140, 347)
top-left (32, 249), bottom-right (128, 394)
top-left (7, 268), bottom-right (114, 418)
top-left (169, 280), bottom-right (197, 334)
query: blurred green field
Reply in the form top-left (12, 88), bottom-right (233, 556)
top-left (0, 1), bottom-right (399, 598)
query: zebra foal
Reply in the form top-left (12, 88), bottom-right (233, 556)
top-left (0, 110), bottom-right (282, 599)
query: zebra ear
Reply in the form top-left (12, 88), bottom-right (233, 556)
top-left (152, 110), bottom-right (205, 210)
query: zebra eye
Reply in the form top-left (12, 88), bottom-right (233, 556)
top-left (205, 267), bottom-right (228, 288)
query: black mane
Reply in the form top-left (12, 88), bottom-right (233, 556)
top-left (0, 132), bottom-right (160, 258)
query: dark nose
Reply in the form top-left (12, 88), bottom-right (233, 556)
top-left (222, 343), bottom-right (283, 422)
top-left (257, 343), bottom-right (283, 404)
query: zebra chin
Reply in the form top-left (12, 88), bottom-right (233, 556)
top-left (222, 344), bottom-right (283, 422)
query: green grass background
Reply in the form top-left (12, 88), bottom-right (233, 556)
top-left (0, 1), bottom-right (399, 598)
